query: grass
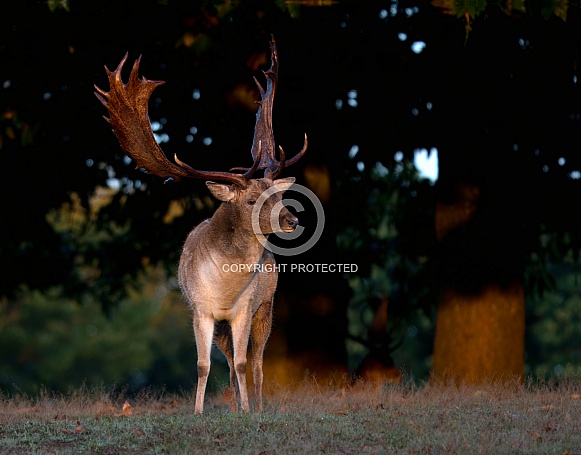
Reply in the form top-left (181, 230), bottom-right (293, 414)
top-left (0, 377), bottom-right (579, 454)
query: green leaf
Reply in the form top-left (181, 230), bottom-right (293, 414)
top-left (47, 0), bottom-right (70, 13)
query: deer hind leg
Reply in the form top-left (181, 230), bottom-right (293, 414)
top-left (214, 322), bottom-right (238, 412)
top-left (250, 298), bottom-right (273, 412)
top-left (192, 314), bottom-right (215, 414)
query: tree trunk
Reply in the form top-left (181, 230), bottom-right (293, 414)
top-left (431, 181), bottom-right (525, 384)
top-left (432, 283), bottom-right (525, 384)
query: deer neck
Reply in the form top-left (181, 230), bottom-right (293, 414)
top-left (209, 202), bottom-right (266, 263)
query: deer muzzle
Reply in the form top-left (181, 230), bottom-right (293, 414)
top-left (281, 211), bottom-right (299, 233)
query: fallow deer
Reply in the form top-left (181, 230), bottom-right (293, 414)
top-left (95, 36), bottom-right (307, 414)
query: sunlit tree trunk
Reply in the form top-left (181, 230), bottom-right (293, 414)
top-left (431, 181), bottom-right (525, 384)
top-left (433, 283), bottom-right (525, 383)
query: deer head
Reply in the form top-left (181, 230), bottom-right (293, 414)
top-left (94, 35), bottom-right (307, 189)
top-left (206, 178), bottom-right (298, 237)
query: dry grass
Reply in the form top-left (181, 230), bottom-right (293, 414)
top-left (0, 377), bottom-right (579, 454)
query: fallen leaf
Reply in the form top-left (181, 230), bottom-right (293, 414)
top-left (132, 428), bottom-right (145, 437)
top-left (62, 421), bottom-right (88, 434)
top-left (122, 400), bottom-right (133, 416)
top-left (332, 409), bottom-right (347, 416)
top-left (74, 423), bottom-right (88, 434)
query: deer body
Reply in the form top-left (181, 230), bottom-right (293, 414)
top-left (178, 179), bottom-right (295, 413)
top-left (95, 36), bottom-right (306, 414)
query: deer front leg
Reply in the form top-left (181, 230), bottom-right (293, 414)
top-left (214, 322), bottom-right (238, 412)
top-left (250, 298), bottom-right (273, 412)
top-left (193, 314), bottom-right (215, 414)
top-left (230, 310), bottom-right (253, 412)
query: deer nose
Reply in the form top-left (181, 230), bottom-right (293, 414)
top-left (286, 216), bottom-right (299, 230)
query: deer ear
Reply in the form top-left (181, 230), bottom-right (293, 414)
top-left (273, 177), bottom-right (295, 193)
top-left (206, 181), bottom-right (236, 202)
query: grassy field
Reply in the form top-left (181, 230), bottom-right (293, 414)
top-left (0, 377), bottom-right (579, 454)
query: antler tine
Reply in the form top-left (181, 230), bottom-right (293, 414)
top-left (229, 140), bottom-right (264, 175)
top-left (269, 133), bottom-right (308, 179)
top-left (234, 131), bottom-right (308, 179)
top-left (95, 53), bottom-right (254, 187)
top-left (276, 145), bottom-right (286, 175)
top-left (243, 140), bottom-right (262, 180)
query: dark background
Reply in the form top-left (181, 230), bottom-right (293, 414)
top-left (0, 0), bottom-right (579, 393)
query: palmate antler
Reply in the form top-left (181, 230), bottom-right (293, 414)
top-left (94, 35), bottom-right (305, 187)
top-left (94, 54), bottom-right (261, 187)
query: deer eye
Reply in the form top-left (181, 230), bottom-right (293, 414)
top-left (247, 199), bottom-right (256, 206)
